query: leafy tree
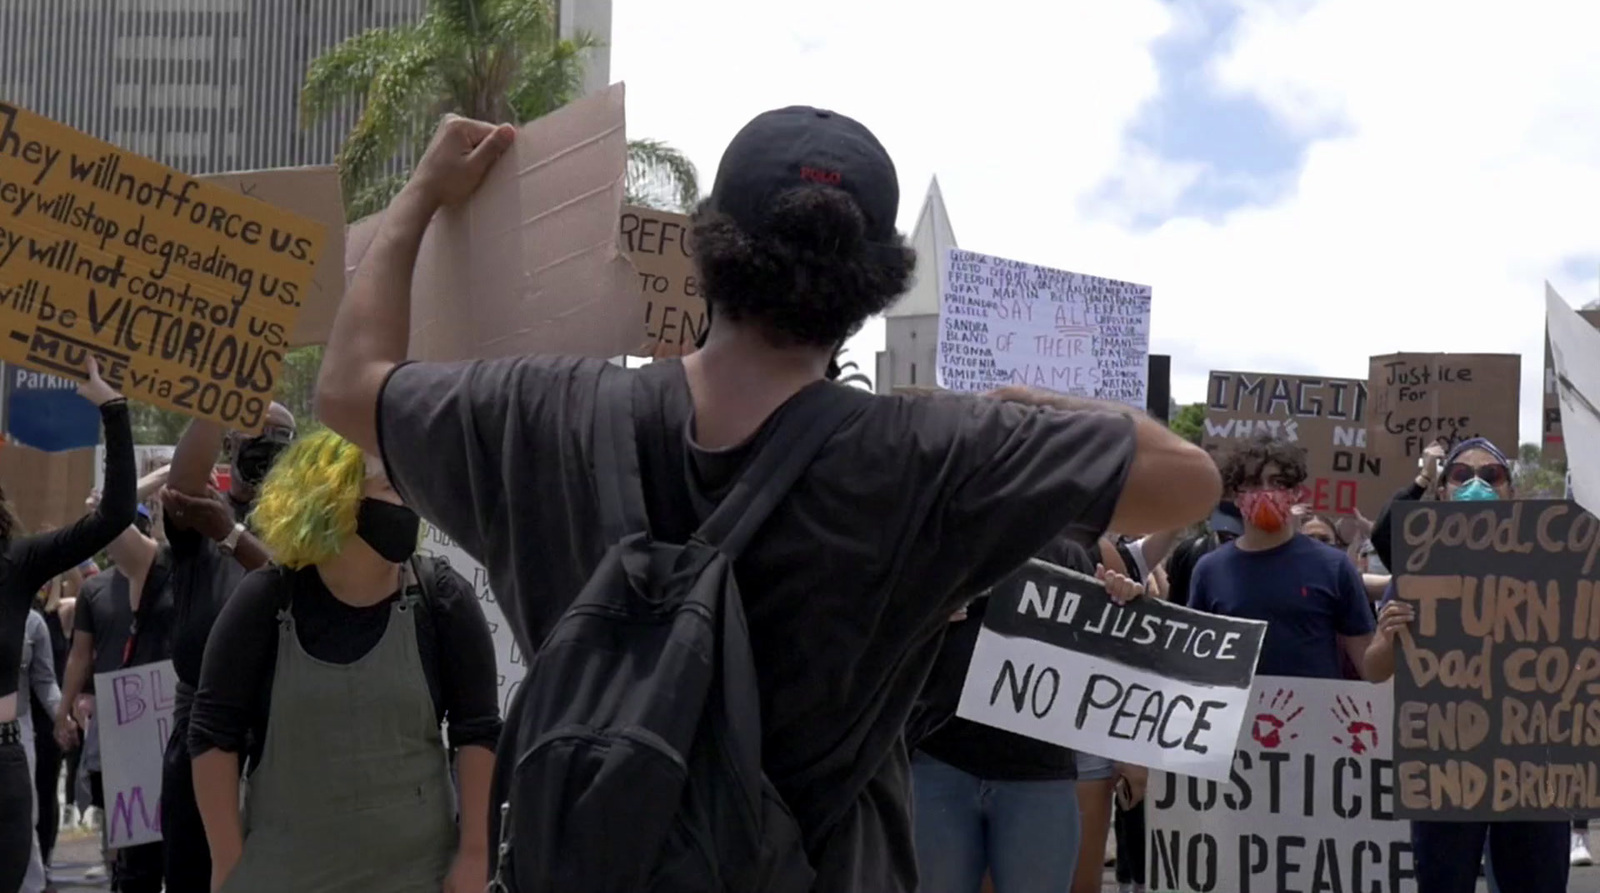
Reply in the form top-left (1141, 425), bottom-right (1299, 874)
top-left (1513, 441), bottom-right (1567, 498)
top-left (835, 359), bottom-right (873, 391)
top-left (302, 0), bottom-right (700, 220)
top-left (1169, 402), bottom-right (1206, 445)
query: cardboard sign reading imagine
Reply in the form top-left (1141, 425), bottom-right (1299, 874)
top-left (1365, 353), bottom-right (1518, 503)
top-left (1203, 370), bottom-right (1381, 517)
top-left (1390, 500), bottom-right (1600, 820)
top-left (1148, 676), bottom-right (1414, 893)
top-left (95, 660), bottom-right (176, 847)
top-left (0, 104), bottom-right (324, 431)
top-left (956, 560), bottom-right (1266, 780)
top-left (622, 205), bottom-right (704, 358)
top-left (937, 248), bottom-right (1151, 408)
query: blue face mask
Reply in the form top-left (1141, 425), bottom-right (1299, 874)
top-left (1451, 478), bottom-right (1500, 502)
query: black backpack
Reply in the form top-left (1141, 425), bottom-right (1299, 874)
top-left (487, 368), bottom-right (863, 893)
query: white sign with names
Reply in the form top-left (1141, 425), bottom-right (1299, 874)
top-left (419, 522), bottom-right (526, 716)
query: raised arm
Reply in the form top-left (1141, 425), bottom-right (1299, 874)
top-left (9, 361), bottom-right (135, 590)
top-left (317, 116), bottom-right (515, 454)
top-left (988, 387), bottom-right (1221, 536)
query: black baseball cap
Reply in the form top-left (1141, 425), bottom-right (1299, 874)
top-left (709, 106), bottom-right (900, 242)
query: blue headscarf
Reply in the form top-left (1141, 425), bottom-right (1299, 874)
top-left (1443, 437), bottom-right (1510, 468)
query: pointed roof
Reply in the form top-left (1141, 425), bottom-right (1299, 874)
top-left (886, 177), bottom-right (956, 318)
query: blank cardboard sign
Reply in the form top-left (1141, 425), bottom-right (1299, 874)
top-left (344, 85), bottom-right (640, 363)
top-left (200, 166), bottom-right (345, 347)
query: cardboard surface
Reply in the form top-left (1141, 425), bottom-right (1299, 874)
top-left (1365, 352), bottom-right (1519, 501)
top-left (1203, 369), bottom-right (1381, 517)
top-left (0, 439), bottom-right (96, 531)
top-left (0, 103), bottom-right (324, 431)
top-left (200, 166), bottom-right (345, 347)
top-left (1546, 284), bottom-right (1600, 517)
top-left (622, 205), bottom-right (703, 358)
top-left (1542, 287), bottom-right (1600, 467)
top-left (366, 84), bottom-right (640, 362)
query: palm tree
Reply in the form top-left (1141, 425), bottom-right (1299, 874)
top-left (834, 358), bottom-right (873, 391)
top-left (302, 0), bottom-right (699, 220)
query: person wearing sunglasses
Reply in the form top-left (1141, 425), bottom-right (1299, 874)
top-left (1362, 436), bottom-right (1568, 893)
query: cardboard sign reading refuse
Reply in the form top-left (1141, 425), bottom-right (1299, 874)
top-left (0, 104), bottom-right (325, 432)
top-left (621, 205), bottom-right (704, 358)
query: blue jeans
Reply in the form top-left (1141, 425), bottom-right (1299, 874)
top-left (1411, 820), bottom-right (1567, 893)
top-left (911, 752), bottom-right (1081, 893)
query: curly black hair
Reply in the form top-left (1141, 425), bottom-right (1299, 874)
top-left (1216, 433), bottom-right (1309, 496)
top-left (691, 186), bottom-right (916, 348)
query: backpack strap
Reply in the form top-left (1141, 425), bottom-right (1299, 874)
top-left (595, 367), bottom-right (651, 543)
top-left (694, 383), bottom-right (862, 561)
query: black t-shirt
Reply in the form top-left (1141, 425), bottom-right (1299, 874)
top-left (376, 357), bottom-right (1135, 893)
top-left (74, 550), bottom-right (177, 679)
top-left (165, 496), bottom-right (251, 686)
top-left (916, 538), bottom-right (1093, 781)
top-left (186, 560), bottom-right (503, 766)
top-left (1164, 534), bottom-right (1218, 608)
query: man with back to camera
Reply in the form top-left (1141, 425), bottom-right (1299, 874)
top-left (153, 409), bottom-right (293, 893)
top-left (1188, 434), bottom-right (1375, 679)
top-left (314, 107), bottom-right (1222, 892)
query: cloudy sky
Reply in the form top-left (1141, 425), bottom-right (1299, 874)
top-left (611, 0), bottom-right (1600, 445)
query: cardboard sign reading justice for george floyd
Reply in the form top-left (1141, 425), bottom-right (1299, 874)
top-left (1203, 370), bottom-right (1382, 518)
top-left (0, 105), bottom-right (323, 431)
top-left (956, 560), bottom-right (1266, 780)
top-left (1365, 353), bottom-right (1519, 503)
top-left (1390, 500), bottom-right (1600, 820)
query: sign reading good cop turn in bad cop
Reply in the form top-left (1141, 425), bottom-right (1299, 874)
top-left (937, 247), bottom-right (1151, 408)
top-left (956, 560), bottom-right (1265, 780)
top-left (1149, 676), bottom-right (1414, 893)
top-left (0, 104), bottom-right (324, 431)
top-left (1390, 499), bottom-right (1600, 821)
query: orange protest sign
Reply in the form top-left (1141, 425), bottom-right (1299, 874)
top-left (0, 104), bottom-right (324, 431)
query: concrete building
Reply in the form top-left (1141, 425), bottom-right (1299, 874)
top-left (876, 177), bottom-right (956, 394)
top-left (0, 0), bottom-right (612, 176)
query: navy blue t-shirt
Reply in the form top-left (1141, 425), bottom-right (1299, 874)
top-left (1189, 534), bottom-right (1374, 679)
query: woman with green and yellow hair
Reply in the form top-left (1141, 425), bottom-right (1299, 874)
top-left (187, 429), bottom-right (502, 893)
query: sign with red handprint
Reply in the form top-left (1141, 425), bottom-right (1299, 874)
top-left (1330, 693), bottom-right (1380, 755)
top-left (1249, 687), bottom-right (1303, 749)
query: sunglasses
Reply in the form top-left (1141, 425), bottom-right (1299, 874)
top-left (1444, 462), bottom-right (1509, 488)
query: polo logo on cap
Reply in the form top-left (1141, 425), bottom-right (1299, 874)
top-left (800, 166), bottom-right (842, 185)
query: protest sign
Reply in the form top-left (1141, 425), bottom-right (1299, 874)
top-left (386, 85), bottom-right (638, 362)
top-left (0, 439), bottom-right (95, 529)
top-left (0, 103), bottom-right (324, 431)
top-left (622, 205), bottom-right (703, 358)
top-left (199, 166), bottom-right (345, 347)
top-left (1545, 284), bottom-right (1600, 518)
top-left (1389, 499), bottom-right (1600, 820)
top-left (94, 660), bottom-right (176, 847)
top-left (1203, 370), bottom-right (1381, 517)
top-left (1148, 675), bottom-right (1414, 893)
top-left (937, 247), bottom-right (1151, 407)
top-left (418, 521), bottom-right (524, 715)
top-left (956, 560), bottom-right (1265, 780)
top-left (1541, 296), bottom-right (1600, 467)
top-left (3, 360), bottom-right (100, 451)
top-left (1365, 353), bottom-right (1519, 504)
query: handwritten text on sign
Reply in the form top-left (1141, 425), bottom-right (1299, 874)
top-left (419, 522), bottom-right (525, 715)
top-left (620, 206), bottom-right (705, 358)
top-left (937, 247), bottom-right (1151, 407)
top-left (94, 660), bottom-right (176, 848)
top-left (1365, 353), bottom-right (1519, 506)
top-left (1149, 676), bottom-right (1414, 893)
top-left (0, 104), bottom-right (323, 431)
top-left (1391, 500), bottom-right (1600, 820)
top-left (956, 560), bottom-right (1266, 780)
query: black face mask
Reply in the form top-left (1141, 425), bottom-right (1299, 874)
top-left (356, 498), bottom-right (420, 563)
top-left (234, 438), bottom-right (288, 487)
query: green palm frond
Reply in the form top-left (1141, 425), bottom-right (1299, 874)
top-left (626, 139), bottom-right (701, 214)
top-left (344, 172), bottom-right (412, 222)
top-left (300, 27), bottom-right (416, 127)
top-left (336, 35), bottom-right (448, 197)
top-left (507, 33), bottom-right (598, 122)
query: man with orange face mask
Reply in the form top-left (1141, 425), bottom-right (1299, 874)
top-left (1187, 435), bottom-right (1376, 680)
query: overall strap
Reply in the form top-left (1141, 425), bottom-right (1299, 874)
top-left (594, 367), bottom-right (650, 543)
top-left (694, 383), bottom-right (863, 561)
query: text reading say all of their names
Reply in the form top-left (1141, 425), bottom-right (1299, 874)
top-left (937, 247), bottom-right (1151, 408)
top-left (0, 104), bottom-right (323, 430)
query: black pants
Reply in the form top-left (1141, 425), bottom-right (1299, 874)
top-left (0, 741), bottom-right (33, 893)
top-left (31, 698), bottom-right (61, 865)
top-left (1112, 800), bottom-right (1145, 885)
top-left (64, 738), bottom-right (80, 811)
top-left (162, 717), bottom-right (211, 893)
top-left (1412, 819), bottom-right (1568, 893)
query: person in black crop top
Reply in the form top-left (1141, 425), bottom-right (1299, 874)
top-left (0, 360), bottom-right (134, 893)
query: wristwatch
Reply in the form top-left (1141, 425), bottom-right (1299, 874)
top-left (219, 522), bottom-right (245, 555)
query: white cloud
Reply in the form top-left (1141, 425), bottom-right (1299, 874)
top-left (612, 0), bottom-right (1600, 445)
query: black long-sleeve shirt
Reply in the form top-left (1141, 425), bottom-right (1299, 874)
top-left (1, 401), bottom-right (135, 701)
top-left (1370, 480), bottom-right (1426, 572)
top-left (188, 560), bottom-right (503, 765)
